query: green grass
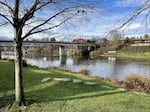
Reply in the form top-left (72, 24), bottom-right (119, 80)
top-left (0, 60), bottom-right (150, 112)
top-left (100, 51), bottom-right (150, 61)
top-left (116, 52), bottom-right (150, 60)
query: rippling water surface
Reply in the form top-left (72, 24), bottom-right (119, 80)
top-left (1, 51), bottom-right (150, 79)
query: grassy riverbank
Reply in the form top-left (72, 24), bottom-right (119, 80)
top-left (0, 60), bottom-right (150, 112)
top-left (116, 52), bottom-right (150, 60)
top-left (99, 51), bottom-right (150, 60)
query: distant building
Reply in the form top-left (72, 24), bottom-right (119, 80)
top-left (73, 38), bottom-right (87, 43)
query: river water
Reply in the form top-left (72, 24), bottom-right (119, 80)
top-left (1, 51), bottom-right (150, 80)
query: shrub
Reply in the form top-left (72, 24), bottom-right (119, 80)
top-left (22, 59), bottom-right (28, 67)
top-left (123, 74), bottom-right (150, 93)
top-left (7, 58), bottom-right (27, 67)
top-left (7, 59), bottom-right (15, 63)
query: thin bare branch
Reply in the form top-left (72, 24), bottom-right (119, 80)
top-left (21, 0), bottom-right (39, 24)
top-left (35, 0), bottom-right (54, 11)
top-left (119, 0), bottom-right (150, 29)
top-left (0, 13), bottom-right (13, 25)
top-left (21, 7), bottom-right (72, 39)
top-left (22, 11), bottom-right (78, 40)
top-left (0, 1), bottom-right (13, 13)
top-left (21, 0), bottom-right (55, 24)
top-left (0, 21), bottom-right (9, 26)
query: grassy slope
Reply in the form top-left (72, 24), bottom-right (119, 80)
top-left (0, 60), bottom-right (150, 112)
top-left (100, 51), bottom-right (150, 61)
top-left (116, 52), bottom-right (150, 60)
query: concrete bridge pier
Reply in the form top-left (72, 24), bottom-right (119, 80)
top-left (59, 46), bottom-right (67, 56)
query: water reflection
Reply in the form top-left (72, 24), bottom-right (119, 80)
top-left (60, 56), bottom-right (67, 66)
top-left (1, 51), bottom-right (15, 59)
top-left (1, 51), bottom-right (150, 79)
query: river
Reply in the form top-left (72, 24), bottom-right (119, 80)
top-left (1, 51), bottom-right (150, 80)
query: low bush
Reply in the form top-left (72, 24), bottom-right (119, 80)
top-left (22, 59), bottom-right (28, 67)
top-left (7, 58), bottom-right (28, 67)
top-left (123, 74), bottom-right (150, 93)
top-left (7, 58), bottom-right (15, 63)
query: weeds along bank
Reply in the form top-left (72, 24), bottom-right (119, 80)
top-left (123, 74), bottom-right (150, 93)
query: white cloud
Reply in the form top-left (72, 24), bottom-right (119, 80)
top-left (0, 26), bottom-right (13, 38)
top-left (115, 0), bottom-right (146, 7)
top-left (127, 23), bottom-right (143, 30)
top-left (126, 33), bottom-right (145, 37)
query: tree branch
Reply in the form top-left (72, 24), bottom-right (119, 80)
top-left (21, 7), bottom-right (72, 39)
top-left (0, 13), bottom-right (13, 25)
top-left (0, 21), bottom-right (9, 26)
top-left (21, 11), bottom-right (78, 40)
top-left (0, 1), bottom-right (13, 13)
top-left (21, 0), bottom-right (39, 24)
top-left (13, 0), bottom-right (20, 19)
top-left (35, 0), bottom-right (54, 11)
top-left (119, 0), bottom-right (150, 29)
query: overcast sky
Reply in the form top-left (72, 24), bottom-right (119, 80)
top-left (0, 0), bottom-right (150, 41)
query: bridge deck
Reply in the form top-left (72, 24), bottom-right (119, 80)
top-left (0, 40), bottom-right (100, 47)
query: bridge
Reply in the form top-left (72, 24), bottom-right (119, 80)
top-left (0, 40), bottom-right (100, 56)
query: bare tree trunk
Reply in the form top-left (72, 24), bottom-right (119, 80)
top-left (14, 28), bottom-right (25, 106)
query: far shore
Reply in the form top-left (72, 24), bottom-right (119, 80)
top-left (99, 51), bottom-right (150, 61)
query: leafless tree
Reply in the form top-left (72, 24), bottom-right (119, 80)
top-left (0, 0), bottom-right (101, 106)
top-left (109, 29), bottom-right (123, 41)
